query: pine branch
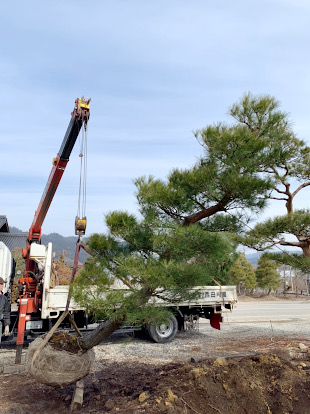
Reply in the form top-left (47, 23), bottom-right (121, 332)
top-left (80, 242), bottom-right (95, 256)
top-left (292, 182), bottom-right (310, 198)
top-left (273, 187), bottom-right (288, 195)
top-left (268, 196), bottom-right (288, 201)
top-left (279, 240), bottom-right (304, 248)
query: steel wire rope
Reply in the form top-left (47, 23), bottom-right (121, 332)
top-left (77, 123), bottom-right (88, 219)
top-left (83, 126), bottom-right (88, 218)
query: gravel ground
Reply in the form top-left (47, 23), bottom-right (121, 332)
top-left (1, 319), bottom-right (310, 370)
top-left (92, 319), bottom-right (310, 369)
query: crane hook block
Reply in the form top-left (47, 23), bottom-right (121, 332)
top-left (75, 216), bottom-right (87, 236)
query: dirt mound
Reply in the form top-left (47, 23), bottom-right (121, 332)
top-left (2, 352), bottom-right (310, 413)
top-left (80, 353), bottom-right (310, 413)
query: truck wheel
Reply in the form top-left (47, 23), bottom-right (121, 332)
top-left (147, 314), bottom-right (178, 343)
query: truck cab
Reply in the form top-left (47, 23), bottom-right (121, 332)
top-left (0, 241), bottom-right (15, 296)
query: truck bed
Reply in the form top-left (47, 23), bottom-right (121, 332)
top-left (42, 285), bottom-right (237, 319)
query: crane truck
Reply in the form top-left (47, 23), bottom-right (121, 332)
top-left (2, 241), bottom-right (237, 352)
top-left (2, 241), bottom-right (237, 348)
top-left (14, 97), bottom-right (90, 362)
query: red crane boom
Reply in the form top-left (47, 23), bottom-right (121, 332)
top-left (15, 97), bottom-right (90, 363)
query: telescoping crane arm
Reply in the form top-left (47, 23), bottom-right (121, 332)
top-left (22, 97), bottom-right (90, 271)
top-left (28, 97), bottom-right (90, 245)
top-left (16, 97), bottom-right (90, 364)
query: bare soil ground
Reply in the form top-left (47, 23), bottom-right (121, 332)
top-left (2, 341), bottom-right (310, 414)
top-left (1, 296), bottom-right (310, 414)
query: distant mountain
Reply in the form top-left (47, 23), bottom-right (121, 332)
top-left (9, 226), bottom-right (90, 264)
top-left (8, 226), bottom-right (293, 268)
top-left (245, 253), bottom-right (259, 266)
top-left (9, 226), bottom-right (24, 234)
top-left (41, 233), bottom-right (90, 264)
top-left (245, 251), bottom-right (300, 267)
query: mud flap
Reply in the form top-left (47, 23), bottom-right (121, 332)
top-left (210, 312), bottom-right (222, 330)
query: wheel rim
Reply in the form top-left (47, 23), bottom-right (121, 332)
top-left (155, 320), bottom-right (174, 338)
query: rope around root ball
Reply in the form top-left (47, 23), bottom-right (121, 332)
top-left (26, 333), bottom-right (94, 388)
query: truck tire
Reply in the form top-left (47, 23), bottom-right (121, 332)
top-left (146, 314), bottom-right (178, 343)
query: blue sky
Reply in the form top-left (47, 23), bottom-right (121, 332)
top-left (1, 0), bottom-right (310, 237)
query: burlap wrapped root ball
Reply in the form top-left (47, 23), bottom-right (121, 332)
top-left (26, 333), bottom-right (95, 387)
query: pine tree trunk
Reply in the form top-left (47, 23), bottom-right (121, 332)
top-left (77, 287), bottom-right (154, 351)
top-left (285, 194), bottom-right (293, 214)
top-left (78, 319), bottom-right (124, 351)
top-left (301, 240), bottom-right (310, 258)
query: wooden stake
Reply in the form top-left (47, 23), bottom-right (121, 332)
top-left (71, 379), bottom-right (84, 411)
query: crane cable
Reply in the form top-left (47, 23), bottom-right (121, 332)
top-left (75, 121), bottom-right (88, 236)
top-left (78, 124), bottom-right (87, 218)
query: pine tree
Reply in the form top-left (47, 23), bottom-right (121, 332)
top-left (255, 256), bottom-right (281, 294)
top-left (71, 92), bottom-right (310, 349)
top-left (136, 93), bottom-right (299, 230)
top-left (229, 253), bottom-right (256, 294)
top-left (230, 94), bottom-right (310, 267)
top-left (72, 213), bottom-right (237, 350)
